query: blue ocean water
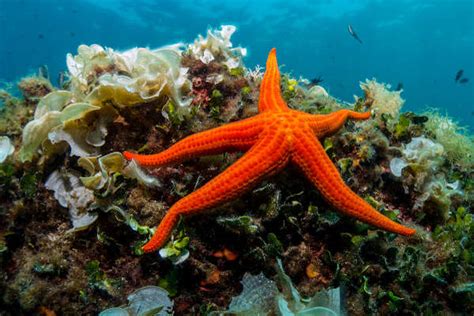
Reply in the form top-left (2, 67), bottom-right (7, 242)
top-left (1, 0), bottom-right (473, 129)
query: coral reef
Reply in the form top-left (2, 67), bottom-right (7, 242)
top-left (0, 25), bottom-right (472, 315)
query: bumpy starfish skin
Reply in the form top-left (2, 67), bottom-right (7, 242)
top-left (124, 48), bottom-right (415, 252)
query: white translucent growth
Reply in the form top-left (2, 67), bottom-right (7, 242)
top-left (389, 157), bottom-right (408, 177)
top-left (99, 286), bottom-right (173, 316)
top-left (79, 152), bottom-right (160, 194)
top-left (446, 180), bottom-right (460, 191)
top-left (206, 73), bottom-right (224, 84)
top-left (49, 127), bottom-right (94, 157)
top-left (19, 90), bottom-right (101, 162)
top-left (389, 136), bottom-right (462, 216)
top-left (201, 49), bottom-right (214, 63)
top-left (227, 273), bottom-right (278, 315)
top-left (224, 258), bottom-right (341, 315)
top-left (98, 308), bottom-right (128, 316)
top-left (45, 170), bottom-right (97, 232)
top-left (48, 111), bottom-right (112, 158)
top-left (97, 46), bottom-right (192, 107)
top-left (159, 245), bottom-right (190, 265)
top-left (34, 90), bottom-right (74, 119)
top-left (390, 136), bottom-right (444, 177)
top-left (403, 136), bottom-right (444, 161)
top-left (308, 85), bottom-right (329, 98)
top-left (245, 65), bottom-right (264, 81)
top-left (413, 175), bottom-right (463, 212)
top-left (123, 159), bottom-right (161, 188)
top-left (359, 79), bottom-right (405, 117)
top-left (66, 44), bottom-right (108, 86)
top-left (189, 25), bottom-right (247, 70)
top-left (0, 136), bottom-right (14, 163)
top-left (67, 43), bottom-right (192, 108)
top-left (127, 286), bottom-right (173, 315)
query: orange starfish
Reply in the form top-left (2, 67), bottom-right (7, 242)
top-left (124, 48), bottom-right (415, 253)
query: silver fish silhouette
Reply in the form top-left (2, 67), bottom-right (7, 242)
top-left (348, 25), bottom-right (363, 44)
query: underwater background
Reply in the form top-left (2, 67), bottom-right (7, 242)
top-left (0, 0), bottom-right (473, 315)
top-left (1, 0), bottom-right (473, 130)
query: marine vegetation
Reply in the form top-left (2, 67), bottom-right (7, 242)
top-left (0, 25), bottom-right (473, 315)
top-left (124, 48), bottom-right (415, 253)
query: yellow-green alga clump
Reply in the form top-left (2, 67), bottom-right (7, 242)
top-left (359, 79), bottom-right (404, 119)
top-left (78, 152), bottom-right (160, 195)
top-left (17, 76), bottom-right (54, 103)
top-left (422, 110), bottom-right (474, 168)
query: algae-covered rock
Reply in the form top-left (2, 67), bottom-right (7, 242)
top-left (2, 24), bottom-right (473, 315)
top-left (17, 75), bottom-right (54, 102)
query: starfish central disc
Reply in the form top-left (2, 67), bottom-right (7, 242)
top-left (124, 48), bottom-right (415, 253)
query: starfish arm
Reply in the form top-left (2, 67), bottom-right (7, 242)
top-left (142, 130), bottom-right (291, 252)
top-left (292, 128), bottom-right (415, 236)
top-left (305, 109), bottom-right (371, 138)
top-left (124, 115), bottom-right (265, 167)
top-left (258, 48), bottom-right (289, 113)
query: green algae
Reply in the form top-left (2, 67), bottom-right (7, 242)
top-left (158, 220), bottom-right (190, 265)
top-left (86, 260), bottom-right (120, 296)
top-left (217, 215), bottom-right (260, 235)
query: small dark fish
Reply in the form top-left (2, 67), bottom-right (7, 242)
top-left (38, 33), bottom-right (44, 39)
top-left (38, 65), bottom-right (49, 80)
top-left (459, 78), bottom-right (469, 84)
top-left (412, 115), bottom-right (428, 124)
top-left (70, 31), bottom-right (75, 37)
top-left (455, 69), bottom-right (464, 82)
top-left (348, 24), bottom-right (363, 44)
top-left (310, 76), bottom-right (324, 86)
top-left (395, 82), bottom-right (403, 91)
